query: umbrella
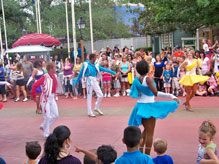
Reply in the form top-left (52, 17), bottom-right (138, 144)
top-left (12, 33), bottom-right (61, 48)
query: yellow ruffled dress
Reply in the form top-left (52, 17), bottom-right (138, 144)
top-left (179, 59), bottom-right (209, 86)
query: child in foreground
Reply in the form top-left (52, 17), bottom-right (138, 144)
top-left (115, 126), bottom-right (153, 164)
top-left (25, 141), bottom-right (41, 164)
top-left (153, 138), bottom-right (173, 164)
top-left (75, 145), bottom-right (117, 164)
top-left (197, 120), bottom-right (218, 164)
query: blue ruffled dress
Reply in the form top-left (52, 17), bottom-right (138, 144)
top-left (128, 77), bottom-right (180, 127)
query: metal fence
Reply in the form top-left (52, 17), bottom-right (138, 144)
top-left (62, 36), bottom-right (152, 54)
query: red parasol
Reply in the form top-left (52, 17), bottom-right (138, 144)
top-left (12, 33), bottom-right (61, 48)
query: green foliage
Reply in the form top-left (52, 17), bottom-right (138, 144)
top-left (127, 0), bottom-right (219, 35)
top-left (1, 0), bottom-right (131, 48)
top-left (135, 47), bottom-right (152, 52)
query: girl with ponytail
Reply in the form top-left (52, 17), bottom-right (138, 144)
top-left (39, 125), bottom-right (81, 164)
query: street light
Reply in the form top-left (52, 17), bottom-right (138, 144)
top-left (77, 16), bottom-right (86, 62)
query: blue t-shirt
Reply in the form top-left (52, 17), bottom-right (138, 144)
top-left (0, 157), bottom-right (6, 164)
top-left (115, 150), bottom-right (153, 164)
top-left (0, 67), bottom-right (4, 78)
top-left (163, 70), bottom-right (172, 82)
top-left (153, 155), bottom-right (174, 164)
top-left (172, 66), bottom-right (179, 78)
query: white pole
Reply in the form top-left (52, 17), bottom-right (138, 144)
top-left (35, 0), bottom-right (39, 33)
top-left (1, 0), bottom-right (8, 51)
top-left (89, 0), bottom-right (94, 52)
top-left (65, 1), bottom-right (70, 58)
top-left (37, 0), bottom-right (42, 33)
top-left (0, 26), bottom-right (4, 61)
top-left (71, 0), bottom-right (77, 65)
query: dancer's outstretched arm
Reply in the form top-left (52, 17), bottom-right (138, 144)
top-left (99, 65), bottom-right (116, 75)
top-left (146, 76), bottom-right (179, 103)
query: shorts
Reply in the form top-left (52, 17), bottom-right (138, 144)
top-left (16, 79), bottom-right (26, 86)
top-left (164, 82), bottom-right (171, 88)
top-left (81, 79), bottom-right (86, 88)
top-left (172, 77), bottom-right (179, 89)
top-left (103, 81), bottom-right (111, 84)
top-left (121, 77), bottom-right (128, 82)
top-left (114, 80), bottom-right (121, 89)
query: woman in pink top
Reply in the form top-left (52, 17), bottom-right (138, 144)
top-left (102, 61), bottom-right (111, 97)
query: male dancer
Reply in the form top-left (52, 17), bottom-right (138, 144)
top-left (74, 53), bottom-right (116, 117)
top-left (31, 63), bottom-right (58, 137)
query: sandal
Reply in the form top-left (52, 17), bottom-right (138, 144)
top-left (36, 110), bottom-right (42, 114)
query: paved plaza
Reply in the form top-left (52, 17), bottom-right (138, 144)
top-left (0, 96), bottom-right (219, 163)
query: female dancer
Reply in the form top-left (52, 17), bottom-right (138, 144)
top-left (26, 60), bottom-right (44, 114)
top-left (128, 60), bottom-right (180, 155)
top-left (179, 50), bottom-right (209, 111)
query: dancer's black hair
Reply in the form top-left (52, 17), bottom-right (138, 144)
top-left (136, 60), bottom-right (149, 76)
top-left (44, 125), bottom-right (71, 164)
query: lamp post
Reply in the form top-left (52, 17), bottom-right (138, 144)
top-left (77, 16), bottom-right (86, 62)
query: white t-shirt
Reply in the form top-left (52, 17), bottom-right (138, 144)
top-left (201, 57), bottom-right (209, 75)
top-left (214, 53), bottom-right (219, 73)
top-left (203, 43), bottom-right (209, 52)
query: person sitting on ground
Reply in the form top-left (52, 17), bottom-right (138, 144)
top-left (115, 126), bottom-right (153, 164)
top-left (196, 84), bottom-right (208, 96)
top-left (153, 138), bottom-right (173, 164)
top-left (75, 145), bottom-right (117, 164)
top-left (39, 125), bottom-right (81, 164)
top-left (25, 141), bottom-right (41, 164)
top-left (206, 72), bottom-right (217, 96)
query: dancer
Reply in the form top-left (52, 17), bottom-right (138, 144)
top-left (179, 50), bottom-right (209, 111)
top-left (31, 63), bottom-right (59, 138)
top-left (26, 60), bottom-right (44, 114)
top-left (74, 53), bottom-right (116, 117)
top-left (128, 60), bottom-right (180, 155)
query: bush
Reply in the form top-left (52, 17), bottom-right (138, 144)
top-left (135, 47), bottom-right (152, 52)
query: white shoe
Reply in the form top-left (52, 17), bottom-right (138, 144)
top-left (55, 96), bottom-right (58, 101)
top-left (94, 108), bottom-right (103, 115)
top-left (23, 98), bottom-right (28, 102)
top-left (88, 113), bottom-right (96, 117)
top-left (15, 98), bottom-right (20, 102)
top-left (104, 93), bottom-right (107, 98)
top-left (127, 92), bottom-right (130, 96)
top-left (83, 96), bottom-right (86, 99)
top-left (123, 92), bottom-right (126, 96)
top-left (114, 93), bottom-right (120, 97)
top-left (108, 93), bottom-right (111, 97)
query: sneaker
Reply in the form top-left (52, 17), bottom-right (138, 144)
top-left (83, 96), bottom-right (87, 99)
top-left (114, 93), bottom-right (120, 97)
top-left (104, 93), bottom-right (107, 98)
top-left (23, 98), bottom-right (28, 102)
top-left (107, 93), bottom-right (111, 97)
top-left (15, 98), bottom-right (20, 102)
top-left (127, 92), bottom-right (130, 96)
top-left (123, 92), bottom-right (126, 96)
top-left (88, 113), bottom-right (96, 117)
top-left (55, 96), bottom-right (58, 101)
top-left (94, 108), bottom-right (103, 115)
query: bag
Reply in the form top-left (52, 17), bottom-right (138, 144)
top-left (128, 72), bottom-right (133, 84)
top-left (122, 74), bottom-right (128, 78)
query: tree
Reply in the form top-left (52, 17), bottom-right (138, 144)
top-left (121, 0), bottom-right (219, 35)
top-left (1, 0), bottom-right (131, 47)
